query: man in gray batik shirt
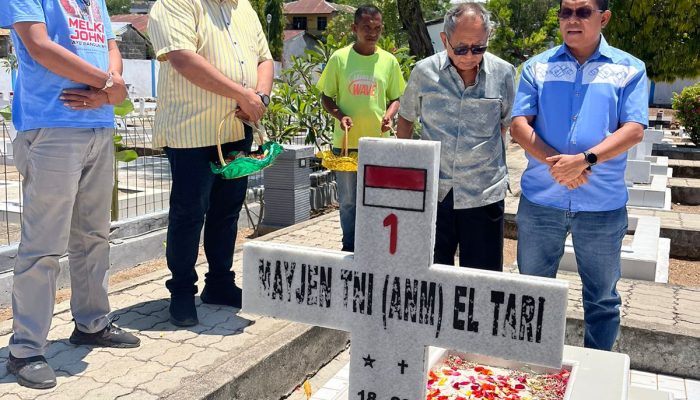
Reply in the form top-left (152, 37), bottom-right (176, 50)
top-left (397, 2), bottom-right (515, 272)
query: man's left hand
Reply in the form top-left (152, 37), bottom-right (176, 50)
top-left (546, 153), bottom-right (589, 185)
top-left (61, 88), bottom-right (110, 110)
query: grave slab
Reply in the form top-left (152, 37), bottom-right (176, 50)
top-left (244, 138), bottom-right (570, 400)
top-left (627, 175), bottom-right (670, 210)
top-left (311, 345), bottom-right (641, 400)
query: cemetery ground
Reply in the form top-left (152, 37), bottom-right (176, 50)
top-left (0, 110), bottom-right (699, 398)
top-left (1, 211), bottom-right (698, 399)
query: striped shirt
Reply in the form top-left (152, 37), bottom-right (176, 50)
top-left (148, 0), bottom-right (272, 148)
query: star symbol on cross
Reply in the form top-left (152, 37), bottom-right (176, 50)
top-left (362, 354), bottom-right (376, 368)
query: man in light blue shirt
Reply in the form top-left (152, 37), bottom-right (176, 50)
top-left (2, 0), bottom-right (140, 389)
top-left (511, 0), bottom-right (648, 351)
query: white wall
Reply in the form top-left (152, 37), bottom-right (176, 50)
top-left (283, 34), bottom-right (307, 69)
top-left (427, 23), bottom-right (446, 54)
top-left (123, 59), bottom-right (160, 98)
top-left (0, 62), bottom-right (11, 98)
top-left (653, 78), bottom-right (699, 106)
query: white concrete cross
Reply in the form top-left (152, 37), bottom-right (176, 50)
top-left (242, 138), bottom-right (569, 400)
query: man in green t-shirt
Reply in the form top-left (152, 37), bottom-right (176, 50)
top-left (317, 4), bottom-right (406, 252)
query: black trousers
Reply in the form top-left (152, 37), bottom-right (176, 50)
top-left (164, 127), bottom-right (253, 296)
top-left (433, 190), bottom-right (504, 271)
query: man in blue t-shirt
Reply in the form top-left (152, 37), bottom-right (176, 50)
top-left (1, 0), bottom-right (140, 389)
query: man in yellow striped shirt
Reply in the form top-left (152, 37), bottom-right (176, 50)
top-left (149, 0), bottom-right (273, 327)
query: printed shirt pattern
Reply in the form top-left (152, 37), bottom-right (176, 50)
top-left (399, 51), bottom-right (516, 209)
top-left (317, 45), bottom-right (406, 150)
top-left (512, 35), bottom-right (649, 212)
top-left (1, 0), bottom-right (115, 131)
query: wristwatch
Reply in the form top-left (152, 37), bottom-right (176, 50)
top-left (583, 150), bottom-right (598, 167)
top-left (257, 92), bottom-right (270, 107)
top-left (101, 72), bottom-right (114, 90)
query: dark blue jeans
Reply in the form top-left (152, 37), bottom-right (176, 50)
top-left (516, 195), bottom-right (627, 350)
top-left (164, 129), bottom-right (252, 296)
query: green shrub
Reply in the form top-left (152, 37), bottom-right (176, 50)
top-left (672, 82), bottom-right (700, 145)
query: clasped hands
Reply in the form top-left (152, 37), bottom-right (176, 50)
top-left (546, 153), bottom-right (591, 190)
top-left (61, 71), bottom-right (128, 110)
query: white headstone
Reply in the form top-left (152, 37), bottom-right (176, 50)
top-left (242, 138), bottom-right (569, 400)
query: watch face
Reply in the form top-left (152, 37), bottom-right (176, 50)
top-left (586, 152), bottom-right (597, 165)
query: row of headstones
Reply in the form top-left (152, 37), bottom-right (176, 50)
top-left (626, 129), bottom-right (672, 209)
top-left (243, 138), bottom-right (670, 400)
top-left (260, 141), bottom-right (672, 284)
top-left (588, 128), bottom-right (672, 284)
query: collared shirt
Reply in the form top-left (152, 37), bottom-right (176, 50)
top-left (148, 0), bottom-right (272, 148)
top-left (399, 51), bottom-right (516, 209)
top-left (512, 35), bottom-right (648, 212)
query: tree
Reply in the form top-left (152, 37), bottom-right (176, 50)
top-left (486, 0), bottom-right (561, 66)
top-left (106, 0), bottom-right (131, 15)
top-left (605, 0), bottom-right (700, 82)
top-left (264, 0), bottom-right (284, 61)
top-left (324, 12), bottom-right (354, 43)
top-left (397, 0), bottom-right (435, 58)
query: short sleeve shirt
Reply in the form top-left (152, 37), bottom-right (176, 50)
top-left (148, 0), bottom-right (272, 148)
top-left (316, 45), bottom-right (406, 149)
top-left (512, 35), bottom-right (649, 212)
top-left (1, 0), bottom-right (115, 131)
top-left (399, 51), bottom-right (516, 209)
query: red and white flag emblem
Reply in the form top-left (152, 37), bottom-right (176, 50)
top-left (362, 165), bottom-right (427, 212)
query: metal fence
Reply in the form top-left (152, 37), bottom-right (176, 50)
top-left (0, 115), bottom-right (331, 247)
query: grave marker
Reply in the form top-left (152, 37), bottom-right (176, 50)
top-left (242, 138), bottom-right (569, 400)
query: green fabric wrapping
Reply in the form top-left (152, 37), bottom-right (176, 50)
top-left (210, 141), bottom-right (284, 179)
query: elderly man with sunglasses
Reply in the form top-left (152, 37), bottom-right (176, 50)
top-left (511, 0), bottom-right (648, 351)
top-left (397, 2), bottom-right (515, 272)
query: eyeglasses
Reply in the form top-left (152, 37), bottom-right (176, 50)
top-left (446, 38), bottom-right (488, 56)
top-left (558, 7), bottom-right (603, 20)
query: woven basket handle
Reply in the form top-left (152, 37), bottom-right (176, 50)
top-left (342, 125), bottom-right (349, 157)
top-left (216, 111), bottom-right (266, 167)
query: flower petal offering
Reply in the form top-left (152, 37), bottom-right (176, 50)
top-left (427, 355), bottom-right (570, 400)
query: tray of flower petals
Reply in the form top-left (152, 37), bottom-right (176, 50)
top-left (427, 350), bottom-right (576, 400)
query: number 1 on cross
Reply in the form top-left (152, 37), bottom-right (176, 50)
top-left (383, 213), bottom-right (398, 255)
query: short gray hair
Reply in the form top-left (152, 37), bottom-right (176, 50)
top-left (443, 2), bottom-right (494, 39)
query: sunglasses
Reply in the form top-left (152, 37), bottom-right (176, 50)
top-left (446, 38), bottom-right (488, 56)
top-left (558, 7), bottom-right (604, 20)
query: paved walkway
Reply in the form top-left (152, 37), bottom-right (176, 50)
top-left (0, 211), bottom-right (698, 399)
